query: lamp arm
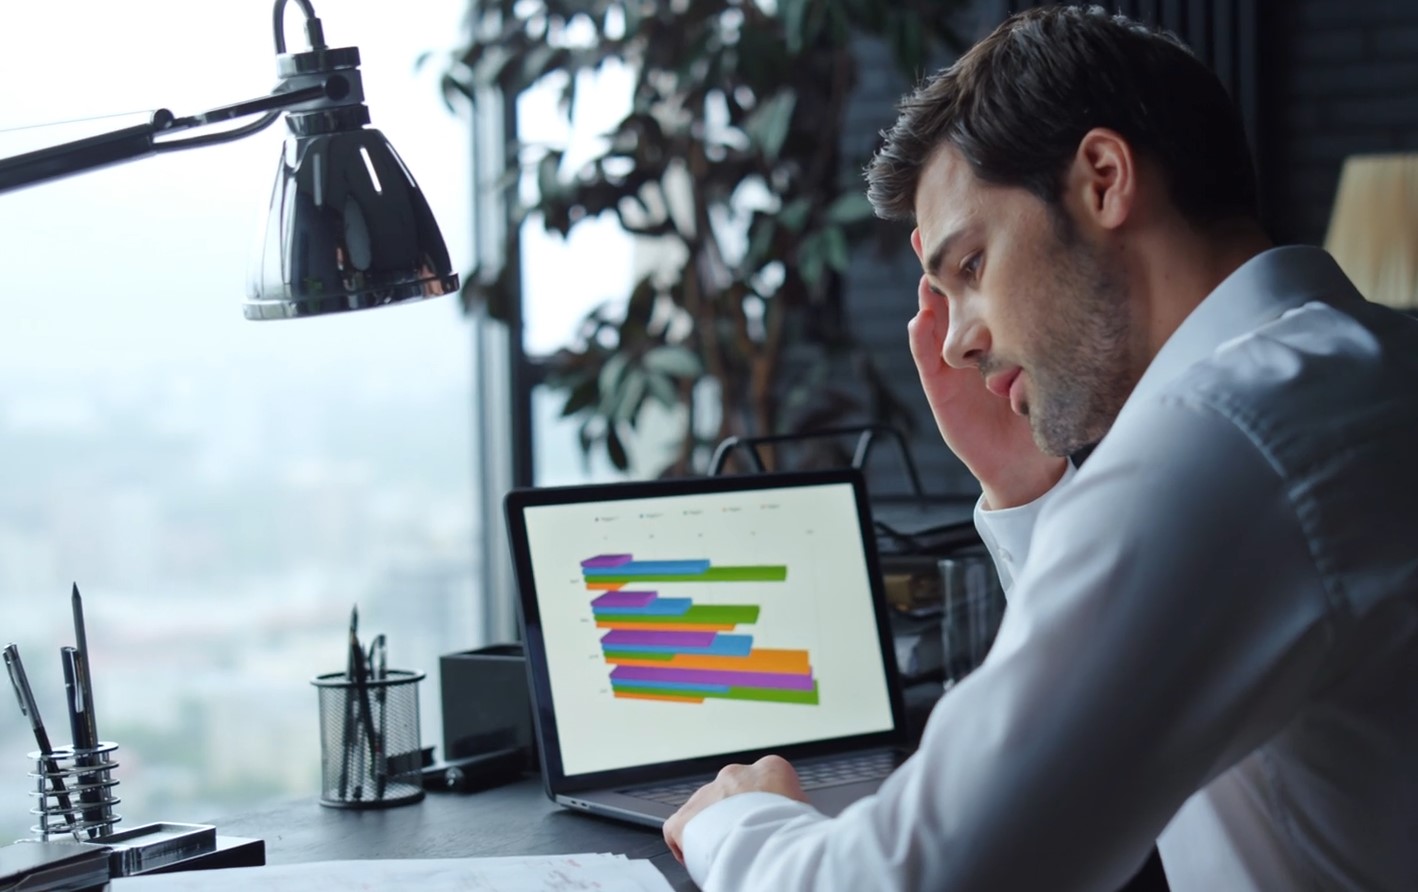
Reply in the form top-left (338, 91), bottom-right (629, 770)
top-left (0, 79), bottom-right (340, 196)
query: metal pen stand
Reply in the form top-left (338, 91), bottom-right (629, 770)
top-left (28, 740), bottom-right (122, 842)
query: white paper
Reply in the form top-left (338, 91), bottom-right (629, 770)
top-left (109, 853), bottom-right (676, 891)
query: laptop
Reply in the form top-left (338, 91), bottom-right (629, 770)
top-left (504, 468), bottom-right (910, 828)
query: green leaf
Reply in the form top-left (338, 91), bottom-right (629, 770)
top-left (537, 152), bottom-right (563, 203)
top-left (825, 192), bottom-right (874, 225)
top-left (622, 275), bottom-right (657, 337)
top-left (645, 372), bottom-right (678, 408)
top-left (606, 426), bottom-right (630, 471)
top-left (742, 90), bottom-right (797, 163)
top-left (597, 352), bottom-right (631, 412)
top-left (798, 232), bottom-right (826, 287)
top-left (780, 0), bottom-right (810, 54)
top-left (642, 345), bottom-right (702, 379)
top-left (822, 225), bottom-right (850, 273)
top-left (744, 215), bottom-right (778, 270)
top-left (777, 197), bottom-right (812, 233)
top-left (561, 376), bottom-right (599, 417)
top-left (616, 368), bottom-right (648, 425)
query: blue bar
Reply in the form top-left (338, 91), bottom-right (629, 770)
top-left (592, 598), bottom-right (692, 616)
top-left (583, 560), bottom-right (712, 577)
top-left (600, 634), bottom-right (753, 657)
top-left (611, 679), bottom-right (731, 693)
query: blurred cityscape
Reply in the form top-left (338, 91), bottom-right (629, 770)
top-left (0, 359), bottom-right (478, 841)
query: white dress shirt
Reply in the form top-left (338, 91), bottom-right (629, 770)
top-left (681, 247), bottom-right (1418, 891)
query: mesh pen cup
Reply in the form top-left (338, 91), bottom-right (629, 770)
top-left (313, 670), bottom-right (425, 808)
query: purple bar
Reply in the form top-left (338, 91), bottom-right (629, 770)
top-left (601, 629), bottom-right (717, 648)
top-left (581, 554), bottom-right (634, 568)
top-left (611, 664), bottom-right (815, 691)
top-left (590, 590), bottom-right (657, 609)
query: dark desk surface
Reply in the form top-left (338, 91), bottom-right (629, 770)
top-left (215, 777), bottom-right (694, 889)
top-left (213, 684), bottom-right (948, 889)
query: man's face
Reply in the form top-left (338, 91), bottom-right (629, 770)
top-left (913, 146), bottom-right (1138, 456)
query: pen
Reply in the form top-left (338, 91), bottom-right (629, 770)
top-left (71, 583), bottom-right (99, 740)
top-left (61, 646), bottom-right (104, 830)
top-left (339, 605), bottom-right (359, 800)
top-left (370, 634), bottom-right (387, 799)
top-left (351, 634), bottom-right (380, 801)
top-left (4, 643), bottom-right (77, 828)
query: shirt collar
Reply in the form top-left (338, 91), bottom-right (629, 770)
top-left (1124, 245), bottom-right (1363, 410)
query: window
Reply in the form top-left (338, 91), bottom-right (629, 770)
top-left (0, 2), bottom-right (475, 837)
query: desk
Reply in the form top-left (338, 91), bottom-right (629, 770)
top-left (214, 778), bottom-right (694, 889)
top-left (209, 681), bottom-right (946, 890)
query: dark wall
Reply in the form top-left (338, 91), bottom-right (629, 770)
top-left (845, 0), bottom-right (1418, 499)
top-left (1259, 0), bottom-right (1418, 245)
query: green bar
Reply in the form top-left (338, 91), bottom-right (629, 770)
top-left (610, 682), bottom-right (820, 705)
top-left (721, 683), bottom-right (820, 705)
top-left (584, 566), bottom-right (788, 583)
top-left (596, 605), bottom-right (760, 625)
top-left (601, 650), bottom-right (674, 661)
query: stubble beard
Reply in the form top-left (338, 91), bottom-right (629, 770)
top-left (1022, 242), bottom-right (1136, 457)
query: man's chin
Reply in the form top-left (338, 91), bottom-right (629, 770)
top-left (1029, 414), bottom-right (1088, 458)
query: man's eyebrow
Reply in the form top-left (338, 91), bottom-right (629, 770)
top-left (923, 228), bottom-right (967, 279)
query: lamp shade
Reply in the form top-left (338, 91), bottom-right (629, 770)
top-left (244, 127), bottom-right (459, 319)
top-left (1324, 153), bottom-right (1418, 310)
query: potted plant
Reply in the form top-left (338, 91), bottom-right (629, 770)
top-left (440, 0), bottom-right (965, 475)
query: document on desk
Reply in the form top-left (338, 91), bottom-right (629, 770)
top-left (109, 853), bottom-right (676, 891)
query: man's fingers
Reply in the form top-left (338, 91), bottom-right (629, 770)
top-left (663, 813), bottom-right (686, 863)
top-left (908, 310), bottom-right (939, 367)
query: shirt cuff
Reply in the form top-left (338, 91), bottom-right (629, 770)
top-left (974, 460), bottom-right (1077, 591)
top-left (682, 792), bottom-right (824, 888)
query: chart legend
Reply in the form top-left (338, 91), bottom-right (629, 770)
top-left (583, 553), bottom-right (819, 705)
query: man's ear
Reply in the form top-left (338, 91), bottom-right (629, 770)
top-left (1068, 128), bottom-right (1136, 231)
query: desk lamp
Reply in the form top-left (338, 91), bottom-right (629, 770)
top-left (1324, 153), bottom-right (1418, 311)
top-left (0, 0), bottom-right (459, 319)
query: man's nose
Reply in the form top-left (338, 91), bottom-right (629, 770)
top-left (942, 309), bottom-right (988, 370)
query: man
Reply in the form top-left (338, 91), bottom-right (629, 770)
top-left (662, 6), bottom-right (1418, 891)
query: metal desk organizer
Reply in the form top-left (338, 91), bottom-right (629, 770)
top-left (26, 747), bottom-right (265, 876)
top-left (28, 741), bottom-right (121, 841)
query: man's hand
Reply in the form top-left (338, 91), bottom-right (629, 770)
top-left (908, 232), bottom-right (1065, 508)
top-left (663, 755), bottom-right (807, 863)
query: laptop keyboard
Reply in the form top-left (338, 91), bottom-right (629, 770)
top-left (626, 750), bottom-right (898, 807)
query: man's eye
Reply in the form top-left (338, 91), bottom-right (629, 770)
top-left (960, 253), bottom-right (982, 281)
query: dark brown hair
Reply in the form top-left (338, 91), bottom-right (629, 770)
top-left (866, 5), bottom-right (1258, 227)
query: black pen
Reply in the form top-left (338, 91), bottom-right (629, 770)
top-left (71, 583), bottom-right (98, 738)
top-left (351, 635), bottom-right (380, 801)
top-left (339, 605), bottom-right (359, 800)
top-left (4, 643), bottom-right (77, 828)
top-left (369, 633), bottom-right (388, 799)
top-left (62, 646), bottom-right (104, 829)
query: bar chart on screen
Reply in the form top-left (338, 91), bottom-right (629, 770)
top-left (583, 554), bottom-right (820, 706)
top-left (524, 483), bottom-right (896, 775)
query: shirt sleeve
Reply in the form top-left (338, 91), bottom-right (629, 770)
top-left (973, 460), bottom-right (1078, 591)
top-left (680, 398), bottom-right (1335, 892)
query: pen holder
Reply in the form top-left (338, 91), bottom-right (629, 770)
top-left (28, 741), bottom-right (122, 840)
top-left (312, 670), bottom-right (425, 809)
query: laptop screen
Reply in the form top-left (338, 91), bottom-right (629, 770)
top-left (514, 474), bottom-right (898, 778)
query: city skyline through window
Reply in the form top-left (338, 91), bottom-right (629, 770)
top-left (0, 1), bottom-right (477, 838)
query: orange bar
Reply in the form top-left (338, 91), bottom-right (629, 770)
top-left (585, 582), bottom-right (625, 590)
top-left (596, 621), bottom-right (735, 632)
top-left (607, 648), bottom-right (811, 674)
top-left (613, 691), bottom-right (704, 704)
